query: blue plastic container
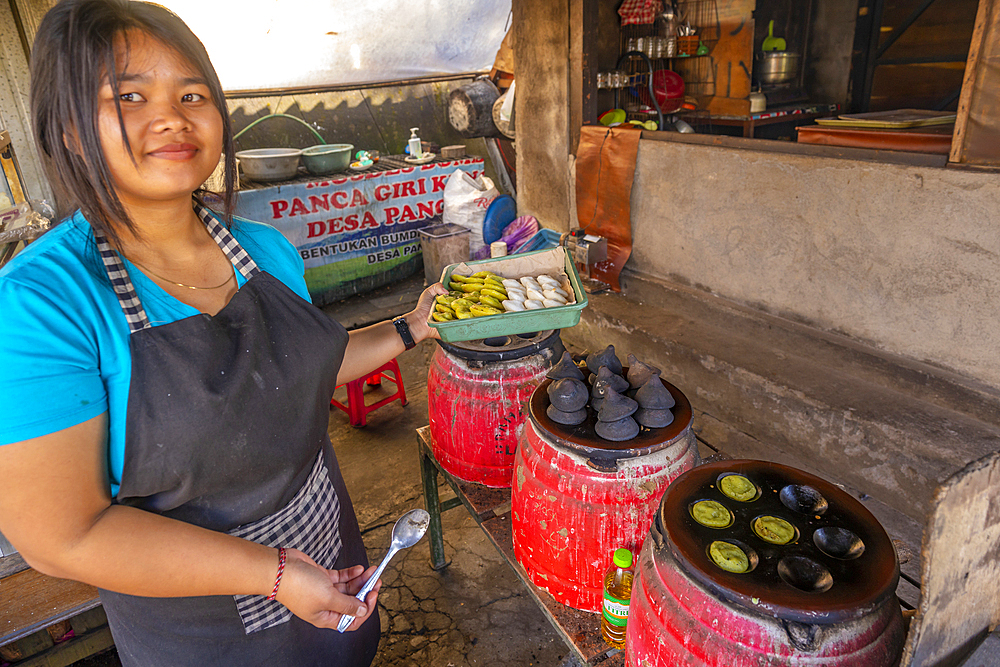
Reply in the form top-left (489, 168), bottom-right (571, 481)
top-left (514, 228), bottom-right (561, 254)
top-left (483, 195), bottom-right (518, 245)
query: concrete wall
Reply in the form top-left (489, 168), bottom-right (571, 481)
top-left (508, 0), bottom-right (1000, 391)
top-left (629, 137), bottom-right (1000, 389)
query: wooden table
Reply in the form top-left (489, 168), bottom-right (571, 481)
top-left (682, 103), bottom-right (841, 138)
top-left (416, 426), bottom-right (625, 667)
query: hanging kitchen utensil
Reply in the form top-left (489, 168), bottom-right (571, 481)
top-left (762, 20), bottom-right (785, 51)
top-left (492, 92), bottom-right (515, 140)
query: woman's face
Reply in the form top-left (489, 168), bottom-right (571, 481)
top-left (97, 30), bottom-right (223, 211)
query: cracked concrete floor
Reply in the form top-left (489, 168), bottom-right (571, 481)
top-left (330, 338), bottom-right (578, 667)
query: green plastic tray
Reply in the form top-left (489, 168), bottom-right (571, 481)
top-left (428, 246), bottom-right (589, 343)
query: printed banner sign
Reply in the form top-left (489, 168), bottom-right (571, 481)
top-left (235, 158), bottom-right (484, 303)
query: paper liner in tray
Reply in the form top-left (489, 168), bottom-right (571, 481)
top-left (428, 246), bottom-right (588, 343)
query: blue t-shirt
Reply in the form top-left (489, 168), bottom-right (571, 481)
top-left (0, 209), bottom-right (311, 495)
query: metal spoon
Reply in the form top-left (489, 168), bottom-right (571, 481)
top-left (336, 508), bottom-right (430, 633)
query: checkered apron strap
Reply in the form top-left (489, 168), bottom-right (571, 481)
top-left (93, 229), bottom-right (151, 334)
top-left (94, 205), bottom-right (260, 332)
top-left (194, 204), bottom-right (260, 281)
top-left (228, 450), bottom-right (343, 634)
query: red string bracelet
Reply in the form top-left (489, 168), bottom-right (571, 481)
top-left (267, 547), bottom-right (287, 601)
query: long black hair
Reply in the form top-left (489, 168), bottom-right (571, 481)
top-left (30, 0), bottom-right (236, 247)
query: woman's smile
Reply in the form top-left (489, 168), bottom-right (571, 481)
top-left (147, 142), bottom-right (200, 161)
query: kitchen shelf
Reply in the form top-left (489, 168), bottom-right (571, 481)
top-left (616, 0), bottom-right (721, 121)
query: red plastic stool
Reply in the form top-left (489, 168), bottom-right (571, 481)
top-left (330, 359), bottom-right (407, 427)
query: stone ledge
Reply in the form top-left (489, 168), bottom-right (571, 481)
top-left (561, 270), bottom-right (1000, 526)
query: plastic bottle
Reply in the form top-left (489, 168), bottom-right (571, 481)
top-left (600, 547), bottom-right (635, 649)
top-left (408, 127), bottom-right (422, 158)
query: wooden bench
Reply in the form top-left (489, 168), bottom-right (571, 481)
top-left (0, 554), bottom-right (111, 666)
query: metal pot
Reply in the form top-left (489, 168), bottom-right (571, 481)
top-left (758, 50), bottom-right (800, 85)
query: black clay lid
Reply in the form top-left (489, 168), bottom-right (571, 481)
top-left (591, 365), bottom-right (629, 397)
top-left (527, 370), bottom-right (692, 466)
top-left (586, 345), bottom-right (623, 375)
top-left (546, 351), bottom-right (586, 381)
top-left (626, 353), bottom-right (662, 389)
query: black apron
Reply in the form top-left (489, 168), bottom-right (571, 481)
top-left (93, 205), bottom-right (380, 667)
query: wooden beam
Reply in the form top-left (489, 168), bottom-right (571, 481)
top-left (875, 0), bottom-right (939, 59)
top-left (850, 0), bottom-right (886, 113)
top-left (900, 451), bottom-right (1000, 666)
top-left (949, 0), bottom-right (996, 164)
top-left (581, 0), bottom-right (599, 127)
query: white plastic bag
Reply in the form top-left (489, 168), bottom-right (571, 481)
top-left (442, 170), bottom-right (498, 257)
top-left (500, 79), bottom-right (515, 122)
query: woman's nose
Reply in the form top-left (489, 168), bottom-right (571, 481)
top-left (150, 102), bottom-right (192, 132)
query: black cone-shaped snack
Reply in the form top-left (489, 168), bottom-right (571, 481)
top-left (590, 369), bottom-right (628, 411)
top-left (548, 378), bottom-right (589, 412)
top-left (595, 416), bottom-right (640, 441)
top-left (546, 351), bottom-right (585, 381)
top-left (635, 376), bottom-right (675, 409)
top-left (547, 405), bottom-right (588, 425)
top-left (586, 345), bottom-right (623, 375)
top-left (635, 407), bottom-right (674, 428)
top-left (597, 386), bottom-right (638, 422)
top-left (627, 353), bottom-right (662, 389)
top-left (591, 365), bottom-right (629, 395)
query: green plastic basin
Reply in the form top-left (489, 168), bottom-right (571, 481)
top-left (301, 143), bottom-right (354, 175)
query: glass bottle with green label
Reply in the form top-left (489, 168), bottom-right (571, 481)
top-left (600, 547), bottom-right (635, 648)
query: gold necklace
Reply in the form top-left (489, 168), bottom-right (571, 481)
top-left (131, 260), bottom-right (235, 290)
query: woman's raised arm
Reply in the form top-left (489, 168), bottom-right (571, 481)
top-left (336, 283), bottom-right (447, 385)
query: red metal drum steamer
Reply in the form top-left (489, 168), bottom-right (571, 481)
top-left (511, 374), bottom-right (699, 612)
top-left (427, 330), bottom-right (564, 488)
top-left (626, 459), bottom-right (905, 666)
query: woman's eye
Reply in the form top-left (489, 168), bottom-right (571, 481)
top-left (182, 93), bottom-right (206, 103)
top-left (119, 92), bottom-right (145, 102)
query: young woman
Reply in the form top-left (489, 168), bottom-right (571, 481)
top-left (0, 1), bottom-right (445, 665)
